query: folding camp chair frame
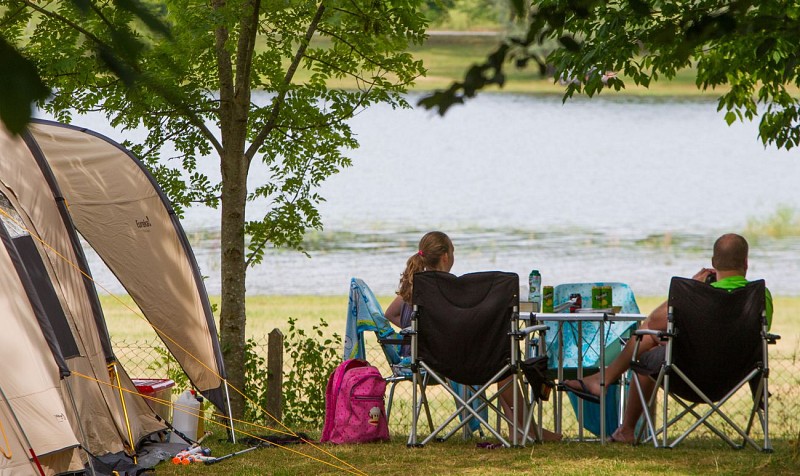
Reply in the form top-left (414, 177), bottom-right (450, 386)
top-left (407, 300), bottom-right (548, 448)
top-left (630, 281), bottom-right (777, 452)
top-left (379, 334), bottom-right (434, 432)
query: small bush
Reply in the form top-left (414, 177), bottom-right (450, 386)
top-left (243, 337), bottom-right (271, 424)
top-left (282, 317), bottom-right (340, 428)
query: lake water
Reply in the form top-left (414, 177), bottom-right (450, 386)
top-left (49, 93), bottom-right (800, 297)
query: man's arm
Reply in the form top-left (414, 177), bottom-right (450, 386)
top-left (692, 267), bottom-right (716, 283)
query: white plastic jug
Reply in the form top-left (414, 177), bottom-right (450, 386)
top-left (169, 390), bottom-right (200, 444)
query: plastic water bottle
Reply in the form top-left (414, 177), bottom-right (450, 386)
top-left (169, 390), bottom-right (200, 444)
top-left (528, 270), bottom-right (541, 311)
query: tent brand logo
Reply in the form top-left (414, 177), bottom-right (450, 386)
top-left (136, 216), bottom-right (152, 229)
top-left (54, 413), bottom-right (67, 422)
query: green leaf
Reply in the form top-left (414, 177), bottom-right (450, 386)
top-left (628, 0), bottom-right (651, 16)
top-left (724, 111), bottom-right (737, 126)
top-left (0, 39), bottom-right (50, 134)
top-left (558, 35), bottom-right (581, 52)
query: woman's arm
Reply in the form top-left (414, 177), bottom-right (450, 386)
top-left (385, 295), bottom-right (404, 327)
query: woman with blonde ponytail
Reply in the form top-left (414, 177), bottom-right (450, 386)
top-left (384, 230), bottom-right (561, 441)
top-left (385, 231), bottom-right (454, 331)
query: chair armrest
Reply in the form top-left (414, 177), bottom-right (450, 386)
top-left (379, 337), bottom-right (409, 345)
top-left (765, 333), bottom-right (781, 344)
top-left (633, 329), bottom-right (674, 340)
top-left (380, 329), bottom-right (413, 345)
top-left (518, 324), bottom-right (549, 337)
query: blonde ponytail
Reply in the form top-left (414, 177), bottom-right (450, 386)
top-left (396, 231), bottom-right (453, 303)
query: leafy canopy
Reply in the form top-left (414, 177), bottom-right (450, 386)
top-left (0, 0), bottom-right (170, 134)
top-left (4, 0), bottom-right (426, 259)
top-left (420, 0), bottom-right (800, 150)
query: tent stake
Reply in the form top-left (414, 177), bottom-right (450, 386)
top-left (202, 445), bottom-right (258, 465)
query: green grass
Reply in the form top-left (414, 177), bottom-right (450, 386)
top-left (153, 436), bottom-right (799, 475)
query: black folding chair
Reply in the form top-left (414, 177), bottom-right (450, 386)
top-left (630, 277), bottom-right (777, 451)
top-left (407, 271), bottom-right (547, 447)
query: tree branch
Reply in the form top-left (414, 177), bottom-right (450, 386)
top-left (244, 2), bottom-right (327, 162)
top-left (235, 0), bottom-right (261, 101)
top-left (316, 25), bottom-right (399, 71)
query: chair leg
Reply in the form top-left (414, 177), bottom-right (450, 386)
top-left (409, 370), bottom-right (420, 446)
top-left (420, 373), bottom-right (434, 432)
top-left (439, 384), bottom-right (505, 441)
top-left (667, 366), bottom-right (762, 450)
top-left (761, 374), bottom-right (773, 453)
top-left (418, 362), bottom-right (513, 447)
top-left (669, 398), bottom-right (739, 448)
top-left (386, 380), bottom-right (398, 422)
top-left (744, 377), bottom-right (772, 452)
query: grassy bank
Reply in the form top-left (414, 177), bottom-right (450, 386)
top-left (304, 32), bottom-right (713, 97)
top-left (415, 34), bottom-right (708, 95)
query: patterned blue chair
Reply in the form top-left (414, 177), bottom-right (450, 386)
top-left (344, 278), bottom-right (418, 424)
top-left (540, 282), bottom-right (641, 437)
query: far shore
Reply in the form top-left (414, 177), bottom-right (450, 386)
top-left (306, 31), bottom-right (726, 97)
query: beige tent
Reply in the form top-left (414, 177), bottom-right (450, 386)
top-left (0, 120), bottom-right (230, 472)
top-left (0, 199), bottom-right (82, 475)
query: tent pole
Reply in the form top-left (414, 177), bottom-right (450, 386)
top-left (109, 363), bottom-right (137, 463)
top-left (224, 381), bottom-right (236, 443)
top-left (0, 383), bottom-right (45, 476)
top-left (64, 378), bottom-right (97, 476)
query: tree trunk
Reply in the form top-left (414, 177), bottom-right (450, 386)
top-left (219, 148), bottom-right (248, 419)
top-left (214, 0), bottom-right (258, 423)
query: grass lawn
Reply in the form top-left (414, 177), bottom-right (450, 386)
top-left (153, 436), bottom-right (799, 475)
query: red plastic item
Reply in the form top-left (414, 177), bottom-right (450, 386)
top-left (132, 378), bottom-right (175, 422)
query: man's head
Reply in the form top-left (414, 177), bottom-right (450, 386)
top-left (712, 233), bottom-right (749, 275)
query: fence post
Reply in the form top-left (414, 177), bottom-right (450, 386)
top-left (267, 328), bottom-right (284, 423)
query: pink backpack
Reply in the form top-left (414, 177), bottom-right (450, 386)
top-left (320, 359), bottom-right (390, 444)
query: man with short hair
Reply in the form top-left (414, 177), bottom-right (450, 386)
top-left (563, 233), bottom-right (773, 443)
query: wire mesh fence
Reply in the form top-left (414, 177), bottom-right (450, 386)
top-left (113, 336), bottom-right (800, 441)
